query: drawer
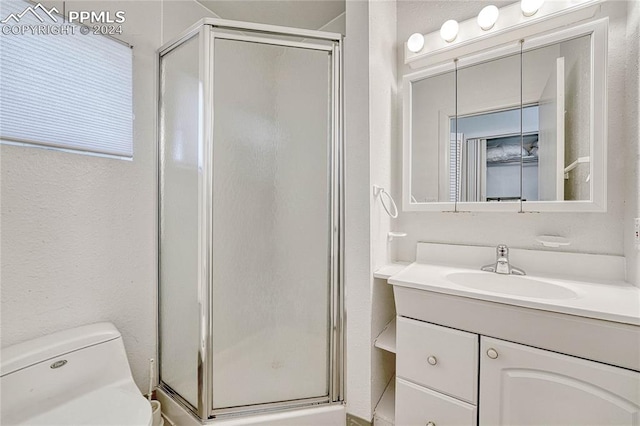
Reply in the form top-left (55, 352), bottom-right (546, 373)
top-left (397, 316), bottom-right (478, 404)
top-left (396, 378), bottom-right (477, 426)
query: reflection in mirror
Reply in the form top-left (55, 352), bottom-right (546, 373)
top-left (453, 106), bottom-right (539, 201)
top-left (410, 70), bottom-right (456, 203)
top-left (455, 53), bottom-right (522, 203)
top-left (522, 34), bottom-right (591, 202)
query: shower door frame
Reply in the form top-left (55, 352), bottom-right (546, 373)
top-left (157, 19), bottom-right (344, 421)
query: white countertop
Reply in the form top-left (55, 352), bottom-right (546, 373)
top-left (374, 262), bottom-right (411, 279)
top-left (389, 262), bottom-right (640, 326)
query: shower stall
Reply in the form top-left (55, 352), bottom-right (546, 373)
top-left (156, 19), bottom-right (344, 422)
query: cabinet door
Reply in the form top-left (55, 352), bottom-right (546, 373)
top-left (480, 337), bottom-right (640, 426)
top-left (396, 378), bottom-right (477, 426)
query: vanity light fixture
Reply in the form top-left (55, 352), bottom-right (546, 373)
top-left (440, 19), bottom-right (459, 43)
top-left (477, 5), bottom-right (500, 30)
top-left (521, 0), bottom-right (544, 17)
top-left (406, 0), bottom-right (602, 70)
top-left (407, 33), bottom-right (425, 53)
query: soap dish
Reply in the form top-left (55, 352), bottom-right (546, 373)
top-left (536, 235), bottom-right (571, 248)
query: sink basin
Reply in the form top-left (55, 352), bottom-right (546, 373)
top-left (447, 272), bottom-right (579, 300)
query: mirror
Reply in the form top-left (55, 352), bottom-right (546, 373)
top-left (410, 69), bottom-right (456, 204)
top-left (523, 34), bottom-right (592, 203)
top-left (404, 20), bottom-right (607, 212)
top-left (455, 53), bottom-right (522, 205)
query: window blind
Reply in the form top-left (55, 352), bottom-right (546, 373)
top-left (450, 133), bottom-right (461, 202)
top-left (0, 0), bottom-right (133, 157)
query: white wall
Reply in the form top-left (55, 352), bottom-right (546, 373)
top-left (624, 0), bottom-right (640, 286)
top-left (395, 2), bottom-right (634, 274)
top-left (320, 12), bottom-right (346, 34)
top-left (344, 0), bottom-right (373, 419)
top-left (369, 0), bottom-right (397, 417)
top-left (197, 0), bottom-right (344, 33)
top-left (0, 0), bottom-right (214, 392)
top-left (162, 0), bottom-right (218, 43)
top-left (561, 36), bottom-right (592, 200)
top-left (344, 0), bottom-right (398, 421)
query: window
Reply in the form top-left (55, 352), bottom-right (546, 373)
top-left (0, 0), bottom-right (133, 158)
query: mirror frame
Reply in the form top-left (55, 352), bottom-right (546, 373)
top-left (402, 18), bottom-right (608, 213)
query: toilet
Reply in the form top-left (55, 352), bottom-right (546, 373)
top-left (0, 322), bottom-right (153, 426)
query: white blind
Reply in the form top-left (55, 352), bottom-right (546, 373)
top-left (0, 0), bottom-right (133, 157)
top-left (450, 133), bottom-right (461, 202)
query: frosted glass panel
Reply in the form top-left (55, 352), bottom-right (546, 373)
top-left (211, 39), bottom-right (331, 409)
top-left (159, 36), bottom-right (200, 408)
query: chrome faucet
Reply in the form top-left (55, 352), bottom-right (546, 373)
top-left (481, 245), bottom-right (526, 275)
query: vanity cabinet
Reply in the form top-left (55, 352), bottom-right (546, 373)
top-left (395, 317), bottom-right (640, 426)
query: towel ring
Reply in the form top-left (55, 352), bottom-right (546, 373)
top-left (373, 185), bottom-right (398, 218)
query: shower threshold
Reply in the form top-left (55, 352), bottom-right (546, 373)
top-left (157, 387), bottom-right (346, 426)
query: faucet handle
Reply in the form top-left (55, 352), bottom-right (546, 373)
top-left (497, 244), bottom-right (509, 257)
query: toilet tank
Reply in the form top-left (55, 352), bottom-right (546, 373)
top-left (1, 323), bottom-right (141, 422)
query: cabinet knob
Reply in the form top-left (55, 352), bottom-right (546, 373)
top-left (426, 422), bottom-right (436, 426)
top-left (427, 356), bottom-right (438, 365)
top-left (486, 348), bottom-right (499, 359)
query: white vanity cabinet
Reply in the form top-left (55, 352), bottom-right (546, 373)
top-left (386, 244), bottom-right (640, 425)
top-left (395, 317), bottom-right (640, 426)
top-left (480, 337), bottom-right (640, 426)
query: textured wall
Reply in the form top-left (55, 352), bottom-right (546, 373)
top-left (394, 2), bottom-right (633, 268)
top-left (162, 0), bottom-right (219, 43)
top-left (343, 0), bottom-right (398, 421)
top-left (345, 0), bottom-right (373, 419)
top-left (369, 0), bottom-right (397, 418)
top-left (0, 0), bottom-right (159, 391)
top-left (561, 36), bottom-right (592, 201)
top-left (624, 0), bottom-right (640, 286)
top-left (0, 0), bottom-right (215, 392)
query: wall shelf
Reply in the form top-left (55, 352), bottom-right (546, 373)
top-left (375, 318), bottom-right (397, 354)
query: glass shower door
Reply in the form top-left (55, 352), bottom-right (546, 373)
top-left (210, 36), bottom-right (334, 411)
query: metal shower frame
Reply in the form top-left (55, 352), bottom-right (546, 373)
top-left (157, 18), bottom-right (344, 421)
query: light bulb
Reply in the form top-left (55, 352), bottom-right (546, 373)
top-left (440, 20), bottom-right (459, 43)
top-left (407, 33), bottom-right (425, 53)
top-left (477, 5), bottom-right (499, 31)
top-left (521, 0), bottom-right (544, 17)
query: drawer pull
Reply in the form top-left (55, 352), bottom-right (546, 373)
top-left (426, 422), bottom-right (436, 426)
top-left (486, 348), bottom-right (499, 359)
top-left (427, 356), bottom-right (438, 365)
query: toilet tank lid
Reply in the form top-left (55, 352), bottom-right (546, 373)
top-left (1, 322), bottom-right (121, 377)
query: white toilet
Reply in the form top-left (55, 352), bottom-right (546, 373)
top-left (1, 322), bottom-right (153, 426)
